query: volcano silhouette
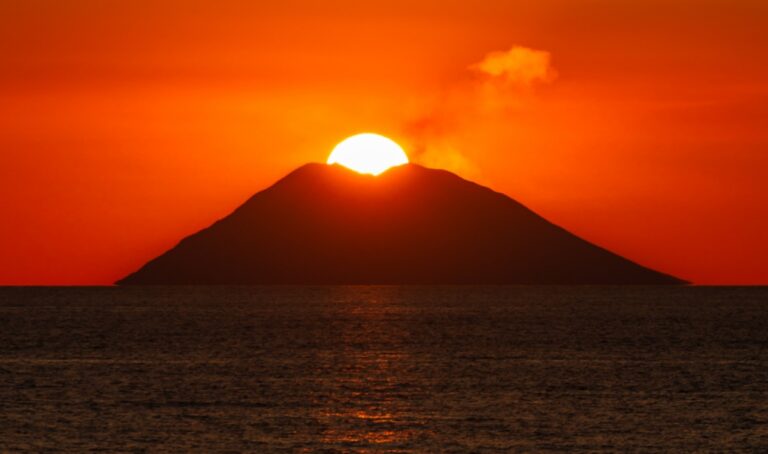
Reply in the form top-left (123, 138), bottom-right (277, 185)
top-left (118, 164), bottom-right (683, 285)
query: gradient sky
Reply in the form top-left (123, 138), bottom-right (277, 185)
top-left (1, 0), bottom-right (767, 285)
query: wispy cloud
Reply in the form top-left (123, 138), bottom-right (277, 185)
top-left (407, 45), bottom-right (557, 176)
top-left (470, 46), bottom-right (557, 88)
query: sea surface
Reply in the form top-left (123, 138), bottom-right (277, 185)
top-left (0, 286), bottom-right (767, 452)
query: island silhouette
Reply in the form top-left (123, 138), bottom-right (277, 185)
top-left (118, 163), bottom-right (684, 285)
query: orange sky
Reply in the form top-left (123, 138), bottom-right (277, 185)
top-left (1, 0), bottom-right (767, 285)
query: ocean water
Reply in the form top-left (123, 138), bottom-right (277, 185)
top-left (0, 286), bottom-right (767, 452)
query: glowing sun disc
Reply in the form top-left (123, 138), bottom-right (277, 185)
top-left (327, 133), bottom-right (409, 175)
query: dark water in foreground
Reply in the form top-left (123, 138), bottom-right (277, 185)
top-left (0, 286), bottom-right (767, 452)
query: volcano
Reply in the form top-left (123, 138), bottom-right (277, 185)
top-left (118, 163), bottom-right (684, 285)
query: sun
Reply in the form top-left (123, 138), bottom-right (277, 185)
top-left (327, 133), bottom-right (409, 175)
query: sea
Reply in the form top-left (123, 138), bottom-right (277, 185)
top-left (0, 286), bottom-right (766, 452)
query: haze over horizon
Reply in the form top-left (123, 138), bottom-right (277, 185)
top-left (2, 0), bottom-right (767, 285)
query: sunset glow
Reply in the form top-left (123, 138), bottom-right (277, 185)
top-left (1, 1), bottom-right (767, 285)
top-left (327, 134), bottom-right (409, 175)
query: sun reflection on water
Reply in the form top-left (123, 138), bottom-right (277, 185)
top-left (310, 286), bottom-right (424, 450)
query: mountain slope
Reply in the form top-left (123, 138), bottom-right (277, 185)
top-left (118, 163), bottom-right (684, 284)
